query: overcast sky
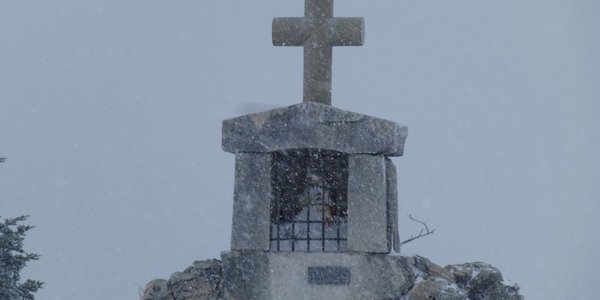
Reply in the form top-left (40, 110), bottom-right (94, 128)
top-left (1, 1), bottom-right (599, 299)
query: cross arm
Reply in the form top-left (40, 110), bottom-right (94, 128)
top-left (327, 17), bottom-right (364, 46)
top-left (273, 17), bottom-right (364, 47)
top-left (273, 17), bottom-right (311, 46)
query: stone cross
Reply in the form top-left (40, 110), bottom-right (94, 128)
top-left (273, 0), bottom-right (364, 105)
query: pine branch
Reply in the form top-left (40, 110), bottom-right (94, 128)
top-left (0, 215), bottom-right (43, 299)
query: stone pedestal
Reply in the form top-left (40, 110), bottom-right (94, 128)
top-left (221, 251), bottom-right (409, 300)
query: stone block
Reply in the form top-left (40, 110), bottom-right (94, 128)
top-left (222, 252), bottom-right (410, 300)
top-left (385, 157), bottom-right (400, 253)
top-left (222, 102), bottom-right (407, 156)
top-left (347, 155), bottom-right (389, 253)
top-left (221, 251), bottom-right (269, 300)
top-left (230, 153), bottom-right (272, 251)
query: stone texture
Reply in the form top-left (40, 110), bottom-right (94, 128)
top-left (221, 251), bottom-right (269, 300)
top-left (142, 259), bottom-right (223, 300)
top-left (142, 279), bottom-right (168, 300)
top-left (347, 155), bottom-right (389, 253)
top-left (222, 102), bottom-right (408, 156)
top-left (385, 157), bottom-right (400, 253)
top-left (264, 252), bottom-right (409, 300)
top-left (230, 153), bottom-right (272, 251)
top-left (408, 277), bottom-right (468, 300)
top-left (445, 262), bottom-right (524, 300)
top-left (142, 255), bottom-right (524, 300)
top-left (272, 0), bottom-right (364, 104)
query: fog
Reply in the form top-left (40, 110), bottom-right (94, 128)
top-left (1, 1), bottom-right (599, 299)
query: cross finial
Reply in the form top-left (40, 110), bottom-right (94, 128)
top-left (273, 0), bottom-right (364, 105)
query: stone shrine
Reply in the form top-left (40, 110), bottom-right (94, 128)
top-left (141, 1), bottom-right (525, 299)
top-left (220, 0), bottom-right (409, 298)
top-left (221, 105), bottom-right (408, 299)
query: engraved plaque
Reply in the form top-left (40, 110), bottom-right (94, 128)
top-left (307, 266), bottom-right (351, 285)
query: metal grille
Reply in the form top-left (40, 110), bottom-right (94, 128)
top-left (270, 149), bottom-right (348, 252)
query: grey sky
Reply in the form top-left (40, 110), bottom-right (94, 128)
top-left (1, 1), bottom-right (599, 299)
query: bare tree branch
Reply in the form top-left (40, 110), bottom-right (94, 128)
top-left (401, 214), bottom-right (436, 245)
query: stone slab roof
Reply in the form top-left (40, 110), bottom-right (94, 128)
top-left (222, 102), bottom-right (407, 156)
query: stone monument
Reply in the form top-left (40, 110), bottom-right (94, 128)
top-left (141, 2), bottom-right (525, 299)
top-left (220, 0), bottom-right (409, 298)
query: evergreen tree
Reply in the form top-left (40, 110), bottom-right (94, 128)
top-left (0, 216), bottom-right (43, 300)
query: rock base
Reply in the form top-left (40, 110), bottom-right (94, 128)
top-left (142, 256), bottom-right (523, 300)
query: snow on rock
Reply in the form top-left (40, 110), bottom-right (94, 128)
top-left (142, 259), bottom-right (223, 300)
top-left (141, 256), bottom-right (523, 300)
top-left (445, 262), bottom-right (523, 300)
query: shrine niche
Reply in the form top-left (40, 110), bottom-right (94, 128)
top-left (270, 149), bottom-right (348, 252)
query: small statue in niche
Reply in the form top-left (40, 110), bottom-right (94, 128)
top-left (294, 173), bottom-right (334, 225)
top-left (276, 171), bottom-right (347, 252)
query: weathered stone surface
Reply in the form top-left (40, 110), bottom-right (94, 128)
top-left (142, 279), bottom-right (168, 300)
top-left (385, 157), bottom-right (400, 253)
top-left (230, 153), bottom-right (272, 251)
top-left (222, 102), bottom-right (408, 156)
top-left (272, 0), bottom-right (364, 105)
top-left (408, 277), bottom-right (468, 300)
top-left (142, 256), bottom-right (524, 300)
top-left (221, 251), bottom-right (269, 300)
top-left (142, 259), bottom-right (223, 300)
top-left (347, 155), bottom-right (389, 253)
top-left (445, 262), bottom-right (524, 300)
top-left (406, 255), bottom-right (455, 282)
top-left (224, 252), bottom-right (410, 300)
